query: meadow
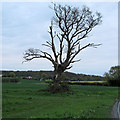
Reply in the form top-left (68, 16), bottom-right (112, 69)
top-left (2, 79), bottom-right (118, 119)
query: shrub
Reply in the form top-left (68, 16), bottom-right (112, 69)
top-left (2, 77), bottom-right (19, 83)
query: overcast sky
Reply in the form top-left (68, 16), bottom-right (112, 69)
top-left (2, 2), bottom-right (118, 76)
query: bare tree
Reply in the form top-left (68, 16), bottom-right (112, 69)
top-left (23, 3), bottom-right (102, 92)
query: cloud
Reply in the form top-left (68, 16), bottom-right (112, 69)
top-left (2, 2), bottom-right (118, 76)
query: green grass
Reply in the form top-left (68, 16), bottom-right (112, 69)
top-left (2, 79), bottom-right (118, 119)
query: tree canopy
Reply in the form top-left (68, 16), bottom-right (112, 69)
top-left (23, 3), bottom-right (102, 92)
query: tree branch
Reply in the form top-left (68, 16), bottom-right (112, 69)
top-left (23, 48), bottom-right (55, 65)
top-left (49, 25), bottom-right (58, 63)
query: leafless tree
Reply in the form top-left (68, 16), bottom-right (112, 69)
top-left (23, 3), bottom-right (102, 92)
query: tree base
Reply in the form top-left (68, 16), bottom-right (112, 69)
top-left (47, 83), bottom-right (70, 93)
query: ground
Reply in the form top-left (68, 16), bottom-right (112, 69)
top-left (2, 79), bottom-right (118, 119)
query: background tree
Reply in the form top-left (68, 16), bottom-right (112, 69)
top-left (23, 3), bottom-right (102, 92)
top-left (41, 73), bottom-right (47, 80)
top-left (9, 72), bottom-right (16, 78)
top-left (104, 65), bottom-right (120, 86)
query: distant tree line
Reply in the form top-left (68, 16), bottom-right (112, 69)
top-left (2, 65), bottom-right (119, 86)
top-left (2, 70), bottom-right (104, 81)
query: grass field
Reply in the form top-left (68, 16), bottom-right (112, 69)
top-left (2, 79), bottom-right (118, 119)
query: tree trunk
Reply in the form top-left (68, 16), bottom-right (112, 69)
top-left (48, 64), bottom-right (70, 93)
top-left (53, 71), bottom-right (62, 91)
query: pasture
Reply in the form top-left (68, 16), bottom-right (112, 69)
top-left (2, 79), bottom-right (118, 119)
